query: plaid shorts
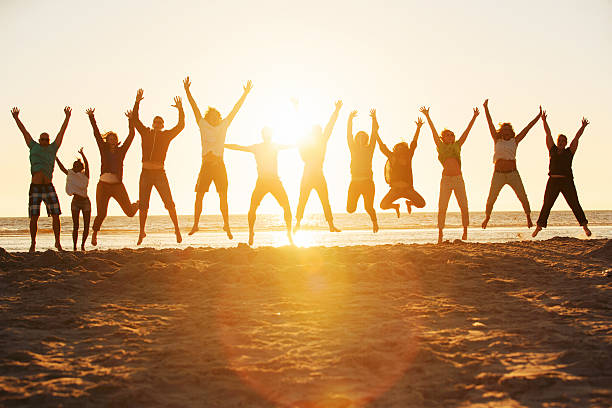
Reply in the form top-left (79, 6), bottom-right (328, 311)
top-left (28, 183), bottom-right (61, 217)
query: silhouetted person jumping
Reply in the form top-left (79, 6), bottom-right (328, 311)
top-left (87, 108), bottom-right (139, 246)
top-left (56, 148), bottom-right (90, 251)
top-left (295, 100), bottom-right (342, 232)
top-left (532, 111), bottom-right (591, 238)
top-left (421, 106), bottom-right (478, 244)
top-left (225, 127), bottom-right (294, 246)
top-left (184, 77), bottom-right (252, 239)
top-left (375, 112), bottom-right (426, 219)
top-left (482, 99), bottom-right (541, 229)
top-left (346, 109), bottom-right (379, 232)
top-left (11, 106), bottom-right (71, 252)
top-left (132, 89), bottom-right (185, 245)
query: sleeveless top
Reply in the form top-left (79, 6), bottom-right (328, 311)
top-left (493, 138), bottom-right (517, 162)
top-left (66, 170), bottom-right (89, 197)
top-left (437, 141), bottom-right (461, 164)
top-left (548, 145), bottom-right (574, 178)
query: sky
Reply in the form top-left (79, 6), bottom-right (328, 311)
top-left (1, 0), bottom-right (611, 217)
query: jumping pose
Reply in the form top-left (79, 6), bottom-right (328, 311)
top-left (132, 89), bottom-right (185, 245)
top-left (375, 113), bottom-right (426, 219)
top-left (295, 100), bottom-right (343, 232)
top-left (225, 127), bottom-right (294, 246)
top-left (532, 112), bottom-right (591, 237)
top-left (420, 106), bottom-right (479, 244)
top-left (87, 108), bottom-right (139, 246)
top-left (183, 77), bottom-right (252, 239)
top-left (482, 99), bottom-right (541, 229)
top-left (56, 148), bottom-right (90, 251)
top-left (346, 109), bottom-right (379, 232)
top-left (11, 106), bottom-right (71, 252)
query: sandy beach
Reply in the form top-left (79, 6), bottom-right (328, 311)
top-left (0, 238), bottom-right (611, 407)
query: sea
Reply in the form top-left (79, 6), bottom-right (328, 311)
top-left (0, 210), bottom-right (610, 252)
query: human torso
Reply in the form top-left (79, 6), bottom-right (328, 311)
top-left (66, 170), bottom-right (89, 198)
top-left (437, 142), bottom-right (462, 176)
top-left (199, 119), bottom-right (229, 158)
top-left (493, 138), bottom-right (518, 172)
top-left (350, 145), bottom-right (374, 181)
top-left (300, 139), bottom-right (327, 173)
top-left (100, 145), bottom-right (126, 180)
top-left (253, 143), bottom-right (279, 180)
top-left (389, 152), bottom-right (414, 187)
top-left (141, 128), bottom-right (173, 168)
top-left (548, 145), bottom-right (574, 178)
top-left (29, 142), bottom-right (59, 184)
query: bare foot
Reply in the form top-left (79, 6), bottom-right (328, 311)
top-left (394, 205), bottom-right (400, 218)
top-left (55, 242), bottom-right (64, 252)
top-left (73, 245), bottom-right (77, 251)
top-left (91, 231), bottom-right (98, 246)
top-left (188, 225), bottom-right (199, 236)
top-left (462, 228), bottom-right (468, 241)
top-left (373, 222), bottom-right (379, 233)
top-left (405, 200), bottom-right (412, 214)
top-left (583, 225), bottom-right (592, 237)
top-left (329, 225), bottom-right (341, 232)
top-left (29, 243), bottom-right (36, 253)
top-left (175, 229), bottom-right (182, 244)
top-left (137, 232), bottom-right (146, 245)
top-left (481, 216), bottom-right (490, 229)
top-left (223, 224), bottom-right (233, 240)
top-left (532, 226), bottom-right (542, 238)
top-left (248, 231), bottom-right (254, 246)
top-left (437, 230), bottom-right (443, 244)
top-left (526, 215), bottom-right (533, 228)
top-left (81, 245), bottom-right (86, 251)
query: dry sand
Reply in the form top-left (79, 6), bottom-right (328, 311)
top-left (0, 238), bottom-right (611, 407)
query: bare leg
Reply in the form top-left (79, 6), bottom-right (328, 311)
top-left (532, 225), bottom-right (542, 237)
top-left (71, 209), bottom-right (80, 251)
top-left (438, 228), bottom-right (443, 244)
top-left (583, 225), bottom-right (592, 237)
top-left (189, 190), bottom-right (205, 235)
top-left (52, 214), bottom-right (63, 251)
top-left (168, 207), bottom-right (182, 244)
top-left (219, 192), bottom-right (232, 239)
top-left (29, 215), bottom-right (39, 252)
top-left (82, 211), bottom-right (90, 251)
top-left (138, 209), bottom-right (147, 245)
top-left (462, 226), bottom-right (468, 241)
top-left (380, 189), bottom-right (401, 218)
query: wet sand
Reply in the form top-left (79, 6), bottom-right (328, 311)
top-left (0, 238), bottom-right (611, 407)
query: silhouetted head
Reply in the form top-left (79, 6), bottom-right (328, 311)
top-left (497, 123), bottom-right (515, 140)
top-left (152, 116), bottom-right (164, 131)
top-left (310, 124), bottom-right (323, 141)
top-left (441, 129), bottom-right (455, 144)
top-left (557, 134), bottom-right (568, 149)
top-left (39, 132), bottom-right (50, 146)
top-left (72, 159), bottom-right (84, 173)
top-left (354, 131), bottom-right (369, 147)
top-left (102, 131), bottom-right (119, 150)
top-left (262, 126), bottom-right (273, 143)
top-left (205, 107), bottom-right (221, 126)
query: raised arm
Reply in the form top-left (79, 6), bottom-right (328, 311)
top-left (368, 109), bottom-right (378, 150)
top-left (410, 117), bottom-right (424, 155)
top-left (515, 105), bottom-right (542, 143)
top-left (323, 100), bottom-right (343, 140)
top-left (372, 114), bottom-right (392, 158)
top-left (419, 106), bottom-right (440, 147)
top-left (225, 80), bottom-right (252, 126)
top-left (167, 97), bottom-right (185, 139)
top-left (570, 117), bottom-right (588, 154)
top-left (78, 147), bottom-right (90, 178)
top-left (483, 99), bottom-right (497, 140)
top-left (457, 107), bottom-right (479, 146)
top-left (11, 107), bottom-right (34, 147)
top-left (86, 108), bottom-right (104, 151)
top-left (542, 110), bottom-right (554, 150)
top-left (132, 89), bottom-right (147, 135)
top-left (347, 110), bottom-right (357, 150)
top-left (55, 157), bottom-right (68, 175)
top-left (53, 106), bottom-right (72, 148)
top-left (183, 76), bottom-right (203, 123)
top-left (121, 109), bottom-right (136, 153)
top-left (224, 143), bottom-right (253, 153)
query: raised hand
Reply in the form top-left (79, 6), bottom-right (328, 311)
top-left (416, 117), bottom-right (424, 127)
top-left (483, 99), bottom-right (489, 108)
top-left (538, 105), bottom-right (543, 117)
top-left (78, 147), bottom-right (84, 155)
top-left (419, 106), bottom-right (430, 116)
top-left (64, 106), bottom-right (72, 117)
top-left (171, 96), bottom-right (182, 109)
top-left (349, 110), bottom-right (357, 119)
top-left (85, 108), bottom-right (95, 116)
top-left (183, 76), bottom-right (191, 90)
top-left (11, 107), bottom-right (19, 118)
top-left (136, 89), bottom-right (144, 103)
top-left (125, 109), bottom-right (133, 119)
top-left (369, 109), bottom-right (377, 119)
top-left (473, 107), bottom-right (480, 117)
top-left (581, 117), bottom-right (589, 127)
top-left (335, 100), bottom-right (343, 110)
top-left (541, 110), bottom-right (547, 121)
top-left (243, 80), bottom-right (253, 94)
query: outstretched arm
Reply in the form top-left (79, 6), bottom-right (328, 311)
top-left (410, 117), bottom-right (424, 155)
top-left (121, 109), bottom-right (136, 153)
top-left (225, 80), bottom-right (252, 126)
top-left (53, 106), bottom-right (72, 148)
top-left (373, 114), bottom-right (392, 158)
top-left (323, 100), bottom-right (343, 140)
top-left (458, 107), bottom-right (480, 146)
top-left (224, 143), bottom-right (253, 153)
top-left (167, 97), bottom-right (185, 139)
top-left (55, 157), bottom-right (68, 175)
top-left (369, 109), bottom-right (378, 150)
top-left (483, 99), bottom-right (497, 140)
top-left (542, 110), bottom-right (554, 150)
top-left (132, 89), bottom-right (147, 135)
top-left (347, 110), bottom-right (357, 150)
top-left (78, 147), bottom-right (90, 178)
top-left (11, 107), bottom-right (34, 147)
top-left (183, 76), bottom-right (203, 123)
top-left (86, 108), bottom-right (104, 151)
top-left (419, 106), bottom-right (440, 147)
top-left (516, 106), bottom-right (542, 143)
top-left (570, 117), bottom-right (588, 154)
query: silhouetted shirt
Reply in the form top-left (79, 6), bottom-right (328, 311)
top-left (29, 141), bottom-right (59, 180)
top-left (89, 116), bottom-right (134, 181)
top-left (548, 145), bottom-right (574, 178)
top-left (133, 103), bottom-right (185, 168)
top-left (350, 146), bottom-right (374, 181)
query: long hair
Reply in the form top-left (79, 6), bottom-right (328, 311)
top-left (102, 131), bottom-right (121, 148)
top-left (496, 122), bottom-right (515, 139)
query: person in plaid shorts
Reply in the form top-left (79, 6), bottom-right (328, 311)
top-left (11, 106), bottom-right (71, 252)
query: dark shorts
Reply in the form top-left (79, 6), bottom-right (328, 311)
top-left (71, 195), bottom-right (91, 213)
top-left (195, 156), bottom-right (228, 194)
top-left (28, 183), bottom-right (61, 217)
top-left (139, 169), bottom-right (175, 211)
